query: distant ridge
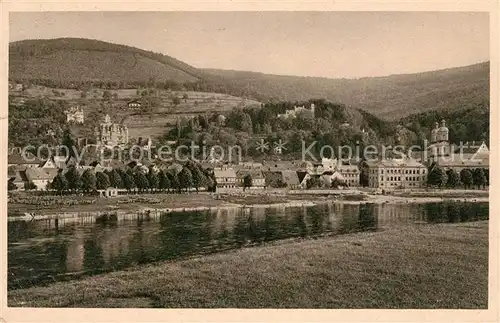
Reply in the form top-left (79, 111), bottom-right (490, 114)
top-left (9, 38), bottom-right (489, 120)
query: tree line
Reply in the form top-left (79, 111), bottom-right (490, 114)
top-left (48, 161), bottom-right (217, 195)
top-left (427, 166), bottom-right (488, 189)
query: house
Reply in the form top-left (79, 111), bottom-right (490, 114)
top-left (281, 170), bottom-right (301, 190)
top-left (297, 171), bottom-right (310, 188)
top-left (238, 161), bottom-right (263, 169)
top-left (98, 187), bottom-right (119, 198)
top-left (321, 170), bottom-right (345, 187)
top-left (65, 106), bottom-right (84, 124)
top-left (8, 166), bottom-right (27, 190)
top-left (235, 169), bottom-right (266, 189)
top-left (337, 164), bottom-right (360, 187)
top-left (277, 103), bottom-right (315, 119)
top-left (263, 171), bottom-right (285, 188)
top-left (95, 114), bottom-right (129, 147)
top-left (366, 158), bottom-right (427, 189)
top-left (426, 119), bottom-right (489, 172)
top-left (101, 159), bottom-right (126, 171)
top-left (127, 100), bottom-right (142, 109)
top-left (8, 153), bottom-right (41, 168)
top-left (214, 166), bottom-right (237, 189)
top-left (9, 81), bottom-right (23, 92)
top-left (25, 168), bottom-right (59, 190)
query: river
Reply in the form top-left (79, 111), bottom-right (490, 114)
top-left (7, 201), bottom-right (489, 290)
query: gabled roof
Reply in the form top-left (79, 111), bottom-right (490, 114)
top-left (8, 153), bottom-right (41, 165)
top-left (281, 170), bottom-right (300, 186)
top-left (214, 167), bottom-right (237, 178)
top-left (297, 171), bottom-right (309, 184)
top-left (262, 171), bottom-right (283, 187)
top-left (365, 158), bottom-right (426, 168)
top-left (8, 166), bottom-right (17, 178)
top-left (235, 169), bottom-right (264, 179)
top-left (25, 168), bottom-right (59, 181)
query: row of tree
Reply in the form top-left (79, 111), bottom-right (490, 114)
top-left (48, 161), bottom-right (217, 195)
top-left (427, 166), bottom-right (488, 189)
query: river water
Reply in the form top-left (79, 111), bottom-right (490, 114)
top-left (7, 201), bottom-right (488, 290)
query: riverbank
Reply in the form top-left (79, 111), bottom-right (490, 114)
top-left (8, 189), bottom-right (489, 220)
top-left (8, 221), bottom-right (488, 308)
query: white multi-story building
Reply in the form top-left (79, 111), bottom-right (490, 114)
top-left (65, 106), bottom-right (85, 124)
top-left (366, 158), bottom-right (427, 189)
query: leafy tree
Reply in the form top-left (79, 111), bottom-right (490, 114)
top-left (65, 166), bottom-right (82, 192)
top-left (243, 174), bottom-right (253, 191)
top-left (122, 169), bottom-right (137, 192)
top-left (178, 167), bottom-right (193, 192)
top-left (50, 173), bottom-right (68, 194)
top-left (484, 169), bottom-right (489, 186)
top-left (134, 171), bottom-right (150, 193)
top-left (167, 169), bottom-right (181, 193)
top-left (81, 169), bottom-right (97, 193)
top-left (158, 170), bottom-right (171, 192)
top-left (306, 176), bottom-right (321, 189)
top-left (62, 129), bottom-right (78, 158)
top-left (172, 97), bottom-right (181, 105)
top-left (460, 169), bottom-right (473, 189)
top-left (96, 172), bottom-right (110, 190)
top-left (147, 168), bottom-right (160, 192)
top-left (24, 181), bottom-right (37, 190)
top-left (427, 166), bottom-right (447, 188)
top-left (185, 161), bottom-right (205, 192)
top-left (8, 180), bottom-right (17, 191)
top-left (331, 178), bottom-right (346, 188)
top-left (108, 169), bottom-right (123, 188)
top-left (472, 168), bottom-right (486, 189)
top-left (102, 90), bottom-right (112, 100)
top-left (359, 164), bottom-right (369, 187)
top-left (445, 169), bottom-right (460, 188)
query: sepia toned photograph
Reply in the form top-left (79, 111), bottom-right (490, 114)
top-left (3, 10), bottom-right (494, 312)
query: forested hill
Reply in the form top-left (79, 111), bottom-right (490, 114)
top-left (398, 104), bottom-right (490, 146)
top-left (10, 38), bottom-right (489, 120)
top-left (9, 38), bottom-right (203, 84)
top-left (204, 62), bottom-right (489, 120)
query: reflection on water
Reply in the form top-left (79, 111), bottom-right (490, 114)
top-left (8, 201), bottom-right (488, 290)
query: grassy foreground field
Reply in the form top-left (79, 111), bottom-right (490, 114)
top-left (8, 221), bottom-right (488, 308)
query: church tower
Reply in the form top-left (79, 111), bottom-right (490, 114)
top-left (430, 122), bottom-right (439, 143)
top-left (438, 119), bottom-right (449, 142)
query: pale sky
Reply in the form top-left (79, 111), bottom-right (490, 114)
top-left (9, 12), bottom-right (489, 79)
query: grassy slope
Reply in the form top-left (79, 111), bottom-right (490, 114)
top-left (8, 221), bottom-right (488, 308)
top-left (10, 87), bottom-right (261, 141)
top-left (9, 38), bottom-right (202, 83)
top-left (10, 49), bottom-right (198, 83)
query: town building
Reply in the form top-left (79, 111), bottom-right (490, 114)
top-left (127, 100), bottom-right (142, 109)
top-left (213, 165), bottom-right (237, 189)
top-left (25, 168), bottom-right (59, 190)
top-left (8, 152), bottom-right (41, 168)
top-left (277, 103), bottom-right (315, 119)
top-left (321, 171), bottom-right (346, 188)
top-left (427, 119), bottom-right (451, 163)
top-left (8, 166), bottom-right (28, 190)
top-left (95, 114), bottom-right (129, 147)
top-left (337, 164), bottom-right (360, 187)
top-left (65, 106), bottom-right (85, 124)
top-left (426, 119), bottom-right (489, 172)
top-left (235, 169), bottom-right (266, 189)
top-left (281, 170), bottom-right (301, 189)
top-left (366, 158), bottom-right (427, 189)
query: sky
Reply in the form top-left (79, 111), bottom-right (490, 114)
top-left (9, 11), bottom-right (489, 79)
